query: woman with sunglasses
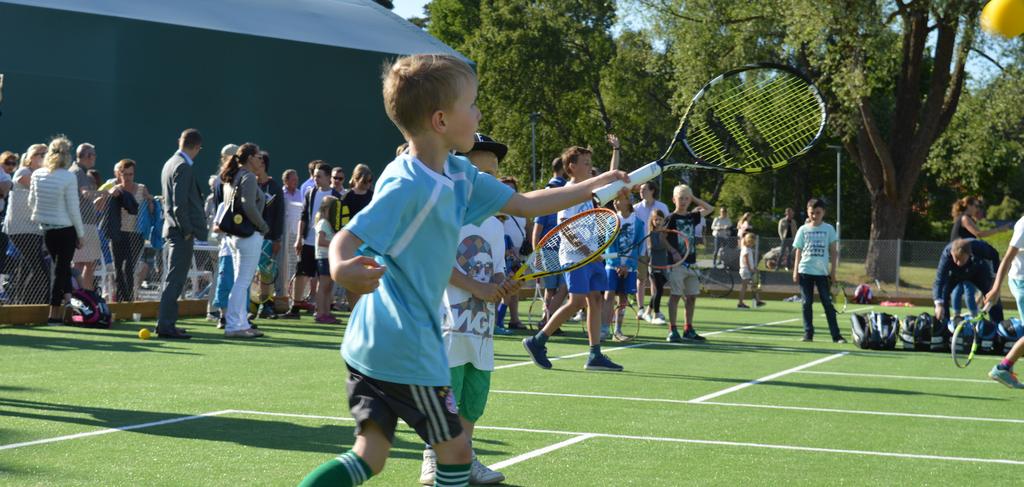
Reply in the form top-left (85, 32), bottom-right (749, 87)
top-left (4, 144), bottom-right (48, 304)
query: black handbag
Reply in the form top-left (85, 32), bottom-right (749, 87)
top-left (215, 179), bottom-right (255, 238)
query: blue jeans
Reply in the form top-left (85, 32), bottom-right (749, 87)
top-left (213, 255), bottom-right (234, 310)
top-left (798, 273), bottom-right (841, 340)
top-left (950, 281), bottom-right (979, 316)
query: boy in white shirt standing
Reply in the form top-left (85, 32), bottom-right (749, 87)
top-left (419, 134), bottom-right (510, 485)
top-left (792, 198), bottom-right (846, 343)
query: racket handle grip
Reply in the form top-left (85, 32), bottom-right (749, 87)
top-left (592, 162), bottom-right (663, 205)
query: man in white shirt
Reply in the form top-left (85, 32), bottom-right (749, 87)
top-left (632, 181), bottom-right (669, 321)
top-left (711, 207), bottom-right (732, 267)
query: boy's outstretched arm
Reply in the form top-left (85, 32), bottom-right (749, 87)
top-left (501, 170), bottom-right (629, 218)
top-left (329, 229), bottom-right (386, 298)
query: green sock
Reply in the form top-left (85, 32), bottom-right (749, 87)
top-left (434, 462), bottom-right (471, 486)
top-left (299, 450), bottom-right (372, 487)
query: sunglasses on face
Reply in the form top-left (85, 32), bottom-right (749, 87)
top-left (332, 176), bottom-right (344, 181)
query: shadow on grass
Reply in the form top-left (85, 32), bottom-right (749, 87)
top-left (0, 398), bottom-right (430, 458)
top-left (1, 323), bottom-right (345, 352)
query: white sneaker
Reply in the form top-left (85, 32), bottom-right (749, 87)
top-left (419, 449), bottom-right (436, 485)
top-left (656, 312), bottom-right (667, 321)
top-left (651, 316), bottom-right (667, 325)
top-left (638, 309), bottom-right (648, 322)
top-left (570, 310), bottom-right (585, 323)
top-left (470, 455), bottom-right (506, 484)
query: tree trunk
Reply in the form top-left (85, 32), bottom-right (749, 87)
top-left (865, 193), bottom-right (909, 283)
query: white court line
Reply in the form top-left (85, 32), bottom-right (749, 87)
top-left (490, 390), bottom-right (1024, 425)
top-left (689, 353), bottom-right (848, 403)
top-left (6, 409), bottom-right (1024, 466)
top-left (494, 308), bottom-right (867, 370)
top-left (0, 410), bottom-right (233, 451)
top-left (488, 434), bottom-right (595, 471)
top-left (796, 370), bottom-right (996, 384)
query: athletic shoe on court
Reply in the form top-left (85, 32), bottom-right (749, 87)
top-left (570, 310), bottom-right (585, 322)
top-left (469, 454), bottom-right (505, 484)
top-left (493, 325), bottom-right (514, 336)
top-left (584, 353), bottom-right (624, 371)
top-left (989, 366), bottom-right (1024, 389)
top-left (638, 309), bottom-right (648, 322)
top-left (666, 331), bottom-right (684, 343)
top-left (833, 337), bottom-right (848, 344)
top-left (419, 448), bottom-right (436, 485)
top-left (612, 331), bottom-right (631, 342)
top-left (206, 310), bottom-right (221, 321)
top-left (656, 312), bottom-right (667, 322)
top-left (682, 329), bottom-right (706, 341)
top-left (522, 337), bottom-right (552, 369)
top-left (801, 333), bottom-right (813, 342)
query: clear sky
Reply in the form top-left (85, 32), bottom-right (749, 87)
top-left (391, 0), bottom-right (428, 19)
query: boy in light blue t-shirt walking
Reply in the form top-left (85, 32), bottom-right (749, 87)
top-left (792, 198), bottom-right (847, 344)
top-left (299, 54), bottom-right (629, 487)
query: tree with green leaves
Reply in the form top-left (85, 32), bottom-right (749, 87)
top-left (639, 0), bottom-right (982, 281)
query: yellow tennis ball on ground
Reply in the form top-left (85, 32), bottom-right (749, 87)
top-left (138, 328), bottom-right (151, 340)
top-left (982, 0), bottom-right (1024, 38)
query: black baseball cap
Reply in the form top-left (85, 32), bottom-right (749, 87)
top-left (460, 133), bottom-right (508, 162)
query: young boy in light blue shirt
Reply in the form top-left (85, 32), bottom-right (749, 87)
top-left (792, 198), bottom-right (846, 344)
top-left (299, 54), bottom-right (629, 487)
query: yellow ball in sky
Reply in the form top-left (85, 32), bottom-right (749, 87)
top-left (982, 0), bottom-right (1024, 38)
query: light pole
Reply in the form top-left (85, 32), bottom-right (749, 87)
top-left (826, 144), bottom-right (842, 241)
top-left (529, 112), bottom-right (540, 190)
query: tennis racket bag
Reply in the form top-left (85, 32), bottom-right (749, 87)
top-left (851, 312), bottom-right (898, 350)
top-left (898, 314), bottom-right (931, 351)
top-left (948, 316), bottom-right (977, 355)
top-left (921, 313), bottom-right (949, 352)
top-left (998, 318), bottom-right (1024, 354)
top-left (68, 288), bottom-right (112, 328)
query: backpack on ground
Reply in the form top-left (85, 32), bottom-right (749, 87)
top-left (68, 288), bottom-right (112, 328)
top-left (851, 312), bottom-right (898, 350)
top-left (922, 313), bottom-right (949, 352)
top-left (947, 315), bottom-right (1000, 355)
top-left (998, 318), bottom-right (1024, 354)
top-left (852, 284), bottom-right (873, 304)
top-left (898, 314), bottom-right (931, 351)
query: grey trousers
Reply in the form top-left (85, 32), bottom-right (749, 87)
top-left (158, 229), bottom-right (194, 331)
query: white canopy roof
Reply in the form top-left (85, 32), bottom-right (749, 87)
top-left (2, 0), bottom-right (466, 59)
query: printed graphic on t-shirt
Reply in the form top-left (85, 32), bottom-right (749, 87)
top-left (667, 212), bottom-right (700, 264)
top-left (445, 234), bottom-right (495, 338)
top-left (800, 229), bottom-right (830, 258)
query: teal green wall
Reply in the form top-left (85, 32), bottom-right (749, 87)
top-left (0, 3), bottom-right (406, 190)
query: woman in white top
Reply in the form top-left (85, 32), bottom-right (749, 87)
top-left (5, 143), bottom-right (48, 304)
top-left (28, 136), bottom-right (84, 324)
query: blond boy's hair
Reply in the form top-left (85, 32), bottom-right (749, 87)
top-left (382, 54), bottom-right (476, 137)
top-left (672, 184), bottom-right (693, 200)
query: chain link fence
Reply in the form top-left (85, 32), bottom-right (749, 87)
top-left (689, 231), bottom-right (952, 298)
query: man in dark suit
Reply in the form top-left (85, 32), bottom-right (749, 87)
top-left (157, 129), bottom-right (208, 339)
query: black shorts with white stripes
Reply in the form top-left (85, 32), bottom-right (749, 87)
top-left (345, 364), bottom-right (463, 445)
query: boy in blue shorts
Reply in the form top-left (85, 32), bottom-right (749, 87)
top-left (603, 192), bottom-right (644, 342)
top-left (300, 54), bottom-right (629, 487)
top-left (522, 143), bottom-right (627, 372)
